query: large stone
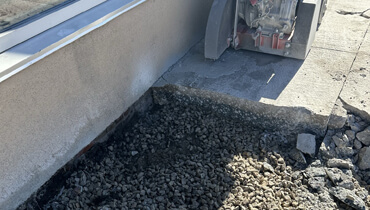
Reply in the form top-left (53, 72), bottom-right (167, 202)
top-left (358, 147), bottom-right (370, 170)
top-left (356, 126), bottom-right (370, 146)
top-left (327, 158), bottom-right (352, 169)
top-left (328, 100), bottom-right (347, 129)
top-left (328, 187), bottom-right (366, 210)
top-left (297, 133), bottom-right (316, 156)
top-left (325, 168), bottom-right (354, 190)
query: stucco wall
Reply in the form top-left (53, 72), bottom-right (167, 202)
top-left (0, 0), bottom-right (212, 208)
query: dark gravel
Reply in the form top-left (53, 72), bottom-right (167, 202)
top-left (17, 96), bottom-right (369, 210)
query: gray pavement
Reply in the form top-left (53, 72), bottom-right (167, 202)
top-left (154, 0), bottom-right (370, 133)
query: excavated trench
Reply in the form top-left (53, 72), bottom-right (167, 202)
top-left (18, 86), bottom-right (370, 210)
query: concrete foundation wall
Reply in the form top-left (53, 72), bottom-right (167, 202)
top-left (0, 1), bottom-right (212, 208)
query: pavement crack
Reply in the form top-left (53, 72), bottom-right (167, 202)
top-left (329, 22), bottom-right (370, 127)
top-left (336, 8), bottom-right (370, 19)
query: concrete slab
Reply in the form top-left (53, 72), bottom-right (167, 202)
top-left (155, 40), bottom-right (355, 123)
top-left (339, 32), bottom-right (370, 121)
top-left (358, 26), bottom-right (370, 55)
top-left (326, 0), bottom-right (370, 13)
top-left (312, 9), bottom-right (369, 53)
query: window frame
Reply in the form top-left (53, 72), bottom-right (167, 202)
top-left (0, 0), bottom-right (106, 53)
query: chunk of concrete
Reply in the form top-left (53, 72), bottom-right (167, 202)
top-left (325, 168), bottom-right (354, 190)
top-left (328, 99), bottom-right (347, 129)
top-left (297, 133), bottom-right (316, 156)
top-left (358, 147), bottom-right (370, 170)
top-left (356, 126), bottom-right (370, 146)
top-left (327, 158), bottom-right (352, 169)
top-left (329, 187), bottom-right (366, 210)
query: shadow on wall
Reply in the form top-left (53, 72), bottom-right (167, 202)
top-left (158, 40), bottom-right (304, 102)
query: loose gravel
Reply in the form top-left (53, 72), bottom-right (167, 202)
top-left (18, 96), bottom-right (370, 210)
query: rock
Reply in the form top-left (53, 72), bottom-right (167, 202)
top-left (328, 100), bottom-right (347, 129)
top-left (356, 126), bottom-right (370, 146)
top-left (305, 167), bottom-right (326, 191)
top-left (319, 131), bottom-right (337, 160)
top-left (308, 177), bottom-right (325, 190)
top-left (354, 140), bottom-right (363, 150)
top-left (297, 133), bottom-right (316, 157)
top-left (354, 153), bottom-right (359, 163)
top-left (345, 130), bottom-right (356, 141)
top-left (347, 115), bottom-right (364, 132)
top-left (332, 135), bottom-right (349, 148)
top-left (325, 168), bottom-right (354, 190)
top-left (327, 158), bottom-right (352, 169)
top-left (355, 189), bottom-right (369, 200)
top-left (289, 149), bottom-right (307, 164)
top-left (131, 151), bottom-right (139, 156)
top-left (350, 122), bottom-right (362, 132)
top-left (310, 160), bottom-right (322, 167)
top-left (318, 191), bottom-right (333, 203)
top-left (335, 147), bottom-right (354, 158)
top-left (325, 168), bottom-right (342, 184)
top-left (347, 114), bottom-right (356, 125)
top-left (338, 179), bottom-right (355, 190)
top-left (358, 147), bottom-right (370, 170)
top-left (305, 167), bottom-right (326, 177)
top-left (328, 187), bottom-right (366, 210)
top-left (262, 162), bottom-right (275, 173)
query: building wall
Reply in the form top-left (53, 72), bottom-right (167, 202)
top-left (0, 0), bottom-right (212, 208)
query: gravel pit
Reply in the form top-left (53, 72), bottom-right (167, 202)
top-left (18, 89), bottom-right (370, 210)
